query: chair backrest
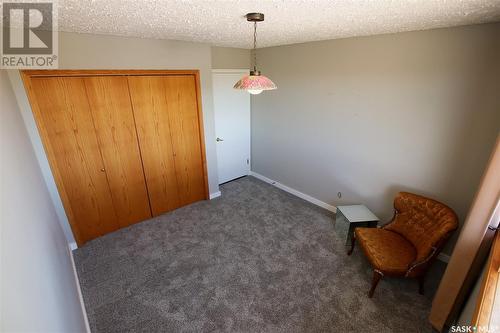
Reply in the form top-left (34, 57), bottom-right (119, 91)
top-left (384, 192), bottom-right (458, 262)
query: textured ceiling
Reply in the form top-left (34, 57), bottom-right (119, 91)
top-left (58, 0), bottom-right (500, 48)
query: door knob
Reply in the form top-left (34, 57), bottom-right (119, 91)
top-left (216, 137), bottom-right (224, 142)
top-left (100, 168), bottom-right (105, 172)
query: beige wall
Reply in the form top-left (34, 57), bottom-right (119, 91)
top-left (1, 71), bottom-right (88, 332)
top-left (8, 32), bottom-right (221, 245)
top-left (251, 23), bottom-right (500, 254)
top-left (211, 46), bottom-right (250, 69)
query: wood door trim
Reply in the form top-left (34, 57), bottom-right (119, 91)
top-left (472, 229), bottom-right (500, 328)
top-left (194, 72), bottom-right (210, 199)
top-left (22, 69), bottom-right (199, 78)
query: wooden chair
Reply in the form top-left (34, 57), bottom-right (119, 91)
top-left (348, 192), bottom-right (458, 298)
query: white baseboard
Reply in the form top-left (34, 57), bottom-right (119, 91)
top-left (249, 171), bottom-right (450, 264)
top-left (249, 171), bottom-right (336, 213)
top-left (69, 241), bottom-right (78, 250)
top-left (209, 191), bottom-right (221, 200)
top-left (68, 245), bottom-right (91, 333)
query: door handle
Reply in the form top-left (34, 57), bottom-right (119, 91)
top-left (216, 137), bottom-right (224, 142)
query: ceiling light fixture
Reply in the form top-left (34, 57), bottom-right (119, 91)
top-left (233, 13), bottom-right (277, 95)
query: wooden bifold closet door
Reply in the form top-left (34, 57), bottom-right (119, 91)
top-left (128, 76), bottom-right (207, 215)
top-left (22, 70), bottom-right (208, 245)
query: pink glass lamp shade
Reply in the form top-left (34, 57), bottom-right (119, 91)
top-left (233, 71), bottom-right (277, 95)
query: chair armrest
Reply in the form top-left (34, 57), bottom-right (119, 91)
top-left (404, 230), bottom-right (454, 277)
top-left (405, 246), bottom-right (438, 277)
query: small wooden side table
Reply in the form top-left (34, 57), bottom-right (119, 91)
top-left (335, 205), bottom-right (379, 246)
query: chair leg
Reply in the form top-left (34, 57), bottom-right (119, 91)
top-left (347, 235), bottom-right (356, 255)
top-left (368, 270), bottom-right (383, 298)
top-left (417, 275), bottom-right (425, 295)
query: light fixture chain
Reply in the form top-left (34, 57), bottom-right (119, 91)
top-left (253, 21), bottom-right (257, 71)
top-left (234, 13), bottom-right (276, 92)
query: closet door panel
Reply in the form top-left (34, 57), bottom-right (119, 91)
top-left (84, 76), bottom-right (152, 226)
top-left (127, 76), bottom-right (181, 215)
top-left (161, 76), bottom-right (206, 205)
top-left (29, 77), bottom-right (119, 243)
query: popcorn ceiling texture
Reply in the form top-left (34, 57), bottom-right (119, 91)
top-left (57, 0), bottom-right (500, 48)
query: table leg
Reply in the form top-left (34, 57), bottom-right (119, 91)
top-left (347, 234), bottom-right (356, 255)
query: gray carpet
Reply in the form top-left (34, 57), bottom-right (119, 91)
top-left (74, 176), bottom-right (446, 333)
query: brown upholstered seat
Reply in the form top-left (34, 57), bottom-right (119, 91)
top-left (355, 228), bottom-right (416, 275)
top-left (348, 192), bottom-right (458, 297)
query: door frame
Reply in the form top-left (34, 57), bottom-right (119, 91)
top-left (212, 69), bottom-right (251, 184)
top-left (21, 70), bottom-right (210, 245)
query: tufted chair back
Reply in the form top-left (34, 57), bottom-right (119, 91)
top-left (384, 192), bottom-right (458, 263)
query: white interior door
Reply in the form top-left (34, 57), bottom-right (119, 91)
top-left (212, 70), bottom-right (251, 184)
